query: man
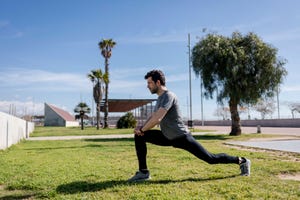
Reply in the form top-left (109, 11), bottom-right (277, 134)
top-left (128, 70), bottom-right (251, 182)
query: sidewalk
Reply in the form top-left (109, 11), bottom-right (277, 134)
top-left (27, 126), bottom-right (300, 153)
top-left (196, 126), bottom-right (300, 153)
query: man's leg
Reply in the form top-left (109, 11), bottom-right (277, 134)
top-left (128, 130), bottom-right (172, 182)
top-left (172, 134), bottom-right (239, 164)
top-left (134, 129), bottom-right (172, 170)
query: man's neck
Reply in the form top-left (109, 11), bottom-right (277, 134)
top-left (157, 86), bottom-right (167, 96)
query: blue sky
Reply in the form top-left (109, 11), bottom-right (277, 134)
top-left (1, 0), bottom-right (300, 120)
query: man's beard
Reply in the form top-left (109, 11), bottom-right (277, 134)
top-left (150, 86), bottom-right (158, 94)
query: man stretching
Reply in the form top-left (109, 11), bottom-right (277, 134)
top-left (128, 70), bottom-right (251, 182)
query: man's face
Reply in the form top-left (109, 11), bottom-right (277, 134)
top-left (147, 77), bottom-right (159, 94)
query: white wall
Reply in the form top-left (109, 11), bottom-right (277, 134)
top-left (65, 121), bottom-right (79, 127)
top-left (0, 112), bottom-right (35, 150)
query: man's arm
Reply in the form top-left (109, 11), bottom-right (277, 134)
top-left (134, 107), bottom-right (167, 135)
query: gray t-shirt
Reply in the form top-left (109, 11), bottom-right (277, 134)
top-left (154, 90), bottom-right (189, 140)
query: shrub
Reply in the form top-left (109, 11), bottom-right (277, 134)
top-left (116, 112), bottom-right (137, 129)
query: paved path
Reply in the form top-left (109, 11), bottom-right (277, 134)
top-left (27, 126), bottom-right (300, 154)
top-left (227, 139), bottom-right (300, 153)
top-left (197, 126), bottom-right (300, 153)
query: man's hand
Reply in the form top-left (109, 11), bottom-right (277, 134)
top-left (134, 126), bottom-right (144, 136)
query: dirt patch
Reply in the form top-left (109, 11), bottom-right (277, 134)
top-left (0, 185), bottom-right (4, 190)
top-left (278, 173), bottom-right (300, 181)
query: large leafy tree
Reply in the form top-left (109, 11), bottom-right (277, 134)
top-left (87, 69), bottom-right (108, 130)
top-left (74, 102), bottom-right (91, 130)
top-left (192, 32), bottom-right (287, 135)
top-left (98, 39), bottom-right (116, 128)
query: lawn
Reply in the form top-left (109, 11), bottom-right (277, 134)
top-left (30, 126), bottom-right (213, 137)
top-left (0, 128), bottom-right (299, 199)
top-left (29, 126), bottom-right (135, 137)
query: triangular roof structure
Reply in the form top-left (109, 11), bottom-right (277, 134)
top-left (47, 104), bottom-right (75, 121)
top-left (100, 99), bottom-right (156, 112)
top-left (44, 103), bottom-right (78, 127)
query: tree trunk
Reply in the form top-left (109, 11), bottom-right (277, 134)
top-left (229, 99), bottom-right (241, 136)
top-left (104, 86), bottom-right (108, 128)
top-left (96, 103), bottom-right (100, 130)
top-left (104, 57), bottom-right (109, 128)
top-left (80, 116), bottom-right (84, 130)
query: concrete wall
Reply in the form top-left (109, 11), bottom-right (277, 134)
top-left (0, 112), bottom-right (35, 150)
top-left (193, 118), bottom-right (300, 127)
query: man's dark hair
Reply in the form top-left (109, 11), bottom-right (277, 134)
top-left (144, 70), bottom-right (166, 86)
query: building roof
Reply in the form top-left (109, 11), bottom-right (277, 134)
top-left (100, 99), bottom-right (156, 112)
top-left (46, 103), bottom-right (76, 121)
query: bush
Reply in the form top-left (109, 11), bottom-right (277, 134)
top-left (116, 112), bottom-right (137, 129)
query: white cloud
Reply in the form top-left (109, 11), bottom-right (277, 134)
top-left (167, 72), bottom-right (189, 83)
top-left (0, 100), bottom-right (44, 116)
top-left (0, 20), bottom-right (24, 39)
top-left (117, 30), bottom-right (188, 45)
top-left (262, 27), bottom-right (300, 43)
top-left (282, 85), bottom-right (300, 92)
top-left (0, 68), bottom-right (91, 92)
top-left (0, 20), bottom-right (10, 28)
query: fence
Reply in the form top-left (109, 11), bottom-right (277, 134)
top-left (0, 111), bottom-right (35, 150)
top-left (193, 118), bottom-right (300, 127)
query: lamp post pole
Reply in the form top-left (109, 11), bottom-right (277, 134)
top-left (200, 78), bottom-right (204, 126)
top-left (277, 86), bottom-right (280, 119)
top-left (188, 33), bottom-right (192, 123)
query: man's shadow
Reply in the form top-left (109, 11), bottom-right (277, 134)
top-left (56, 174), bottom-right (238, 194)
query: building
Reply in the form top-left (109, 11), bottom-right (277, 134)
top-left (44, 103), bottom-right (79, 127)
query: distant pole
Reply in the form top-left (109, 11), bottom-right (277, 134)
top-left (200, 78), bottom-right (204, 126)
top-left (188, 33), bottom-right (192, 121)
top-left (186, 96), bottom-right (189, 119)
top-left (277, 86), bottom-right (280, 119)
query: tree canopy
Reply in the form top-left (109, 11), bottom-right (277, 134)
top-left (192, 31), bottom-right (287, 135)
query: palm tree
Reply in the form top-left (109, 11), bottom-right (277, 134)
top-left (87, 69), bottom-right (108, 130)
top-left (74, 102), bottom-right (91, 130)
top-left (98, 39), bottom-right (116, 128)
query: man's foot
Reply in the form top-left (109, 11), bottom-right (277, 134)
top-left (128, 170), bottom-right (151, 182)
top-left (240, 157), bottom-right (251, 176)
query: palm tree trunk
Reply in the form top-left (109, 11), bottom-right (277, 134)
top-left (104, 83), bottom-right (108, 128)
top-left (96, 103), bottom-right (100, 130)
top-left (104, 57), bottom-right (109, 128)
top-left (80, 116), bottom-right (84, 130)
top-left (229, 99), bottom-right (241, 136)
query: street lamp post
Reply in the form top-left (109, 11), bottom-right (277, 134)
top-left (200, 78), bottom-right (204, 126)
top-left (188, 33), bottom-right (193, 128)
top-left (277, 86), bottom-right (280, 119)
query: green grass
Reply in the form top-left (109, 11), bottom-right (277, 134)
top-left (30, 126), bottom-right (135, 137)
top-left (0, 128), bottom-right (299, 199)
top-left (30, 126), bottom-right (213, 137)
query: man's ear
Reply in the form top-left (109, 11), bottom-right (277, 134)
top-left (156, 80), bottom-right (161, 86)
